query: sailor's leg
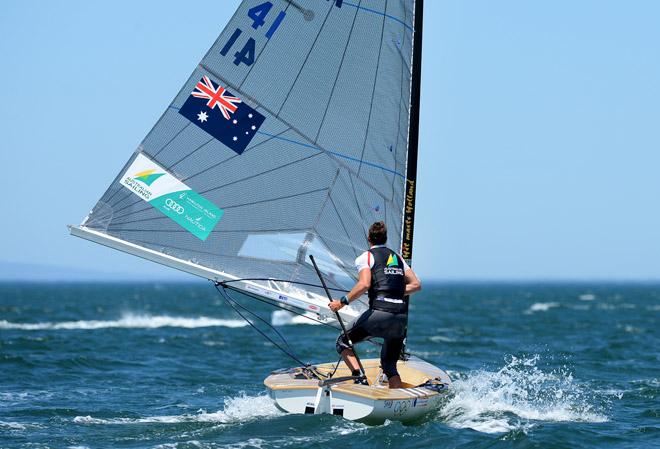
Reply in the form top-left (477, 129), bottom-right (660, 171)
top-left (336, 328), bottom-right (368, 373)
top-left (340, 348), bottom-right (360, 373)
top-left (335, 311), bottom-right (372, 374)
top-left (381, 337), bottom-right (404, 388)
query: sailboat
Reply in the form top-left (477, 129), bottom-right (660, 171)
top-left (70, 0), bottom-right (450, 423)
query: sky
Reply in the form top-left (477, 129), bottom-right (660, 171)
top-left (1, 0), bottom-right (659, 281)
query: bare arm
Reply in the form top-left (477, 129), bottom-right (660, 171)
top-left (329, 269), bottom-right (371, 312)
top-left (404, 268), bottom-right (421, 295)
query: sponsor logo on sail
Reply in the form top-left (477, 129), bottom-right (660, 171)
top-left (119, 153), bottom-right (224, 241)
top-left (164, 198), bottom-right (184, 214)
top-left (133, 169), bottom-right (165, 186)
top-left (122, 168), bottom-right (166, 201)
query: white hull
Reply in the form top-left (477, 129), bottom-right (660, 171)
top-left (265, 357), bottom-right (451, 424)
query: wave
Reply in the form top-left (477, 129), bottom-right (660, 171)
top-left (438, 355), bottom-right (608, 434)
top-left (524, 302), bottom-right (560, 314)
top-left (73, 393), bottom-right (282, 425)
top-left (0, 313), bottom-right (248, 330)
top-left (0, 420), bottom-right (28, 431)
top-left (430, 335), bottom-right (456, 343)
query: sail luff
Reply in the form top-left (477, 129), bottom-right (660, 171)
top-left (401, 0), bottom-right (423, 265)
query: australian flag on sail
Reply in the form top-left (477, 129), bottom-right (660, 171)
top-left (179, 76), bottom-right (265, 154)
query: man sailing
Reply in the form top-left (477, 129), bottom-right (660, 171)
top-left (329, 221), bottom-right (422, 388)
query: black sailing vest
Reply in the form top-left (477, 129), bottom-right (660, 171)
top-left (367, 246), bottom-right (408, 314)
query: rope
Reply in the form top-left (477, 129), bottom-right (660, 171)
top-left (214, 282), bottom-right (309, 368)
top-left (221, 282), bottom-right (382, 350)
top-left (212, 281), bottom-right (388, 378)
top-left (222, 282), bottom-right (340, 330)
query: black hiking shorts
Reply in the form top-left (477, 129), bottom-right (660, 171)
top-left (335, 309), bottom-right (407, 378)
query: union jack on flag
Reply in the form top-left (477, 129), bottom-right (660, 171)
top-left (178, 75), bottom-right (266, 155)
top-left (191, 75), bottom-right (242, 120)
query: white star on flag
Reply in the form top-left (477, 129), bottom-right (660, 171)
top-left (197, 111), bottom-right (208, 123)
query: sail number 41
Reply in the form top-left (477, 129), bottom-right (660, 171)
top-left (220, 2), bottom-right (286, 67)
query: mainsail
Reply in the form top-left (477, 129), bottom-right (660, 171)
top-left (71, 0), bottom-right (423, 323)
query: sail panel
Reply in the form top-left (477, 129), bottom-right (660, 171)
top-left (79, 0), bottom-right (421, 306)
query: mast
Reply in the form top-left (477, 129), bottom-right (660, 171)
top-left (401, 0), bottom-right (424, 266)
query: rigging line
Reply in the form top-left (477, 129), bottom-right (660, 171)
top-left (221, 283), bottom-right (341, 330)
top-left (219, 284), bottom-right (299, 356)
top-left (107, 127), bottom-right (292, 219)
top-left (224, 280), bottom-right (385, 373)
top-left (110, 187), bottom-right (328, 227)
top-left (152, 122), bottom-right (192, 159)
top-left (166, 136), bottom-right (215, 172)
top-left (348, 173), bottom-right (368, 236)
top-left (256, 130), bottom-right (404, 179)
top-left (214, 283), bottom-right (309, 367)
top-left (199, 152), bottom-right (321, 196)
top-left (313, 0), bottom-right (363, 144)
top-left (327, 354), bottom-right (344, 379)
top-left (396, 44), bottom-right (412, 74)
top-left (328, 194), bottom-right (360, 259)
top-left (342, 1), bottom-right (413, 32)
top-left (356, 0), bottom-right (387, 178)
top-left (276, 2), bottom-right (335, 116)
top-left (181, 126), bottom-right (289, 183)
top-left (223, 282), bottom-right (382, 348)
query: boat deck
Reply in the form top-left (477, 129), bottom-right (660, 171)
top-left (264, 357), bottom-right (450, 401)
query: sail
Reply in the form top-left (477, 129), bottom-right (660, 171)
top-left (72, 0), bottom-right (422, 320)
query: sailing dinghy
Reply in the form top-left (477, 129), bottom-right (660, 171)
top-left (70, 0), bottom-right (450, 423)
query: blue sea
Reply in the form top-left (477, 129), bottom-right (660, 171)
top-left (1, 282), bottom-right (658, 448)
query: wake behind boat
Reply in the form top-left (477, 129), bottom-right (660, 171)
top-left (69, 0), bottom-right (445, 423)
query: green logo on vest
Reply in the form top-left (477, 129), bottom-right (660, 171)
top-left (386, 253), bottom-right (399, 267)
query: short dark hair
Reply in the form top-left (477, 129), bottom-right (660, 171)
top-left (368, 221), bottom-right (387, 245)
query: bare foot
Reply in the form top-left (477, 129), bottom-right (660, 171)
top-left (388, 375), bottom-right (402, 389)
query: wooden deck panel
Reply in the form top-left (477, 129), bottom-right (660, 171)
top-left (264, 357), bottom-right (447, 401)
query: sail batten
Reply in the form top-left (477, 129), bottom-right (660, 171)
top-left (74, 0), bottom-right (422, 317)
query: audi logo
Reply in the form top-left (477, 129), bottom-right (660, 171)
top-left (165, 198), bottom-right (184, 214)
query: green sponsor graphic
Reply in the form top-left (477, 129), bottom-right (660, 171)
top-left (134, 172), bottom-right (165, 186)
top-left (149, 190), bottom-right (223, 241)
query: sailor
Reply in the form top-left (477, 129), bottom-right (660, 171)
top-left (329, 221), bottom-right (421, 388)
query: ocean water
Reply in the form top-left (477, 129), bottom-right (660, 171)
top-left (0, 282), bottom-right (658, 448)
